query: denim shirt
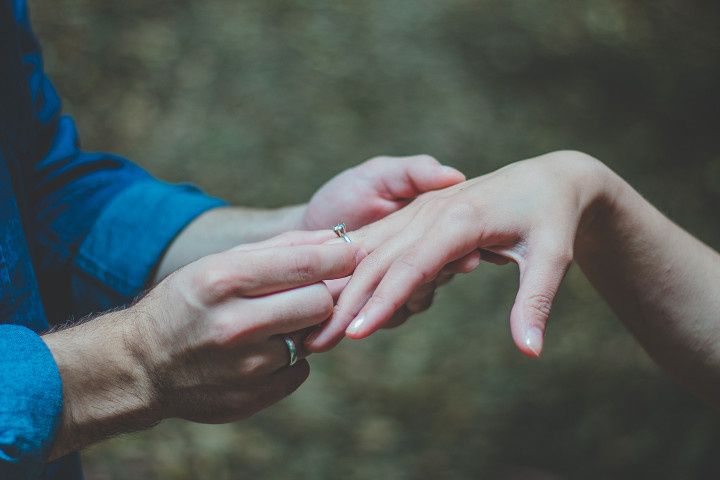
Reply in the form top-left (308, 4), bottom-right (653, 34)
top-left (0, 1), bottom-right (226, 478)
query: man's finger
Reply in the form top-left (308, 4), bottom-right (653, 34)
top-left (406, 282), bottom-right (436, 313)
top-left (206, 243), bottom-right (361, 300)
top-left (366, 155), bottom-right (466, 200)
top-left (230, 230), bottom-right (336, 252)
top-left (382, 305), bottom-right (412, 329)
top-left (239, 360), bottom-right (310, 419)
top-left (324, 277), bottom-right (350, 302)
top-left (441, 250), bottom-right (482, 274)
top-left (236, 283), bottom-right (334, 338)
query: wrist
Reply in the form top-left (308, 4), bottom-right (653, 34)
top-left (573, 155), bottom-right (626, 256)
top-left (43, 309), bottom-right (162, 458)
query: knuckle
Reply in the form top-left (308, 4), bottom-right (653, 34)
top-left (289, 252), bottom-right (320, 284)
top-left (525, 293), bottom-right (554, 321)
top-left (396, 253), bottom-right (431, 284)
top-left (194, 266), bottom-right (236, 303)
top-left (370, 292), bottom-right (403, 314)
top-left (239, 354), bottom-right (270, 377)
top-left (211, 309), bottom-right (264, 345)
top-left (443, 200), bottom-right (478, 223)
top-left (306, 283), bottom-right (334, 318)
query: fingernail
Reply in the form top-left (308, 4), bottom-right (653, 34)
top-left (346, 316), bottom-right (366, 336)
top-left (524, 326), bottom-right (544, 357)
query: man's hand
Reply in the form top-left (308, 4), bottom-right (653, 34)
top-left (300, 155), bottom-right (466, 230)
top-left (43, 232), bottom-right (358, 458)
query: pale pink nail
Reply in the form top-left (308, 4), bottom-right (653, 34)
top-left (346, 316), bottom-right (366, 336)
top-left (524, 326), bottom-right (544, 357)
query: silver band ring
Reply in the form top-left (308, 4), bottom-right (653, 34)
top-left (284, 336), bottom-right (299, 366)
top-left (333, 222), bottom-right (352, 243)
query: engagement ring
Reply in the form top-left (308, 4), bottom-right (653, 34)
top-left (333, 222), bottom-right (352, 243)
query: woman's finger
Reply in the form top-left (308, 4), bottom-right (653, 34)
top-left (303, 247), bottom-right (395, 352)
top-left (234, 283), bottom-right (335, 339)
top-left (441, 250), bottom-right (482, 274)
top-left (509, 243), bottom-right (572, 357)
top-left (343, 218), bottom-right (479, 339)
top-left (344, 243), bottom-right (451, 339)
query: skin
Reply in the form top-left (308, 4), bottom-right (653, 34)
top-left (42, 155), bottom-right (465, 457)
top-left (153, 155), bottom-right (466, 281)
top-left (305, 151), bottom-right (720, 407)
top-left (44, 233), bottom-right (360, 459)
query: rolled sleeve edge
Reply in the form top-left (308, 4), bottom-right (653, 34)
top-left (74, 180), bottom-right (226, 299)
top-left (0, 325), bottom-right (63, 478)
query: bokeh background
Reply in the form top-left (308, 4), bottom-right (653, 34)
top-left (28, 0), bottom-right (720, 478)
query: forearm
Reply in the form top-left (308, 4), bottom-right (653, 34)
top-left (42, 310), bottom-right (160, 460)
top-left (154, 204), bottom-right (305, 282)
top-left (576, 169), bottom-right (720, 402)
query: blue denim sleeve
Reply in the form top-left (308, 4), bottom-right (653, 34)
top-left (0, 326), bottom-right (62, 480)
top-left (72, 181), bottom-right (226, 315)
top-left (13, 0), bottom-right (226, 319)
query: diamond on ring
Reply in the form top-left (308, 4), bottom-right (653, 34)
top-left (333, 222), bottom-right (352, 243)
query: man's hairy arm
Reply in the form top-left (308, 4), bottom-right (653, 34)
top-left (42, 310), bottom-right (160, 459)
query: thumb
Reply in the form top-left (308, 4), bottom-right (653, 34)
top-left (366, 155), bottom-right (466, 199)
top-left (509, 248), bottom-right (571, 358)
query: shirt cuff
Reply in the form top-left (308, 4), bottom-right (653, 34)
top-left (0, 325), bottom-right (62, 479)
top-left (74, 180), bottom-right (226, 302)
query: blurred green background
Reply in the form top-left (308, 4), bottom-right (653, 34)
top-left (28, 0), bottom-right (720, 478)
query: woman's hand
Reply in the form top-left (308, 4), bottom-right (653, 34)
top-left (305, 151), bottom-right (617, 357)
